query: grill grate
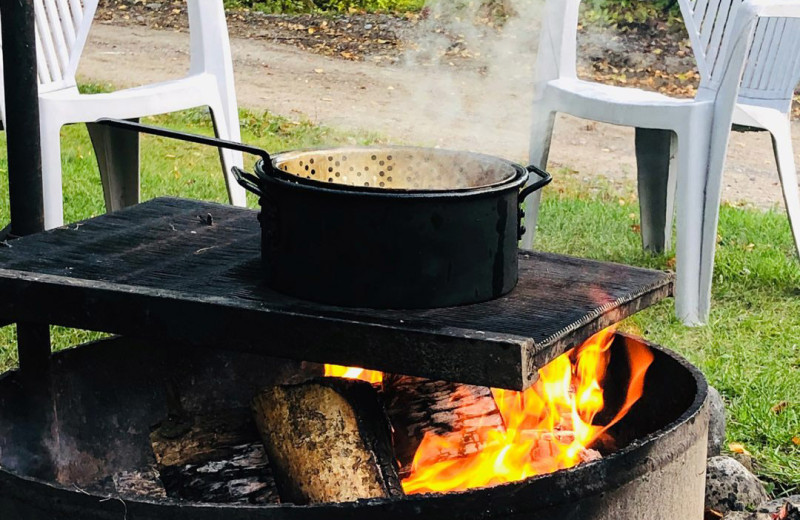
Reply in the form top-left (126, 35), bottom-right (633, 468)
top-left (0, 198), bottom-right (673, 390)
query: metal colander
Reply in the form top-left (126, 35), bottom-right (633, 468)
top-left (271, 147), bottom-right (520, 191)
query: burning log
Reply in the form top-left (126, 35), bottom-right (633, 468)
top-left (381, 374), bottom-right (505, 475)
top-left (149, 408), bottom-right (278, 504)
top-left (252, 378), bottom-right (404, 505)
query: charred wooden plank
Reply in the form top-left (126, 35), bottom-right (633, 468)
top-left (150, 408), bottom-right (279, 504)
top-left (382, 375), bottom-right (505, 475)
top-left (0, 197), bottom-right (675, 390)
top-left (253, 378), bottom-right (403, 505)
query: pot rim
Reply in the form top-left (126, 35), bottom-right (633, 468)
top-left (257, 146), bottom-right (532, 199)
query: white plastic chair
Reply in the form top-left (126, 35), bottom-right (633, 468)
top-left (522, 0), bottom-right (800, 325)
top-left (0, 0), bottom-right (246, 230)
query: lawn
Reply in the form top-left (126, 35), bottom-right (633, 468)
top-left (0, 107), bottom-right (798, 493)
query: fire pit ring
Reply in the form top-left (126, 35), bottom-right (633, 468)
top-left (0, 333), bottom-right (708, 520)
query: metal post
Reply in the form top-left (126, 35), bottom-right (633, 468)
top-left (1, 0), bottom-right (52, 375)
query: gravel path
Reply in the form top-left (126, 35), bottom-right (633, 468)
top-left (77, 19), bottom-right (798, 211)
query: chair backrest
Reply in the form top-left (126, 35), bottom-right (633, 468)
top-left (680, 0), bottom-right (800, 111)
top-left (33, 0), bottom-right (98, 91)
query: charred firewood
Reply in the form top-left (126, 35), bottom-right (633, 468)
top-left (382, 374), bottom-right (505, 475)
top-left (159, 442), bottom-right (278, 504)
top-left (95, 467), bottom-right (167, 499)
top-left (149, 408), bottom-right (279, 504)
top-left (252, 378), bottom-right (404, 505)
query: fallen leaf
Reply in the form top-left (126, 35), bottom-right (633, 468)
top-left (314, 68), bottom-right (324, 74)
top-left (771, 401), bottom-right (789, 414)
top-left (792, 436), bottom-right (800, 446)
top-left (728, 442), bottom-right (750, 455)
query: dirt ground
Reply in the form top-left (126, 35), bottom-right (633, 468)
top-left (77, 8), bottom-right (800, 211)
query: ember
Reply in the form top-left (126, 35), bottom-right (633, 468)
top-left (325, 327), bottom-right (655, 495)
top-left (324, 364), bottom-right (384, 384)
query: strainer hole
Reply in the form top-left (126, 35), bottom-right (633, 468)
top-left (305, 165), bottom-right (309, 171)
top-left (371, 155), bottom-right (377, 160)
top-left (311, 169), bottom-right (316, 175)
top-left (379, 160), bottom-right (385, 166)
top-left (387, 155), bottom-right (393, 160)
top-left (379, 171), bottom-right (385, 176)
top-left (310, 158), bottom-right (315, 164)
top-left (328, 178), bottom-right (333, 182)
top-left (299, 160), bottom-right (304, 166)
top-left (342, 155), bottom-right (348, 161)
top-left (364, 182), bottom-right (370, 187)
top-left (364, 166), bottom-right (370, 172)
top-left (357, 172), bottom-right (362, 177)
top-left (379, 182), bottom-right (385, 187)
top-left (328, 156), bottom-right (333, 161)
top-left (387, 166), bottom-right (393, 172)
top-left (387, 176), bottom-right (393, 182)
top-left (335, 161), bottom-right (341, 167)
top-left (335, 172), bottom-right (340, 177)
top-left (328, 167), bottom-right (334, 173)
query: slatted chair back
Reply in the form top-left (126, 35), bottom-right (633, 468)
top-left (0, 0), bottom-right (97, 122)
top-left (681, 0), bottom-right (800, 111)
top-left (32, 0), bottom-right (99, 92)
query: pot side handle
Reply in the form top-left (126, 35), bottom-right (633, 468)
top-left (518, 165), bottom-right (553, 240)
top-left (231, 167), bottom-right (263, 198)
top-left (520, 165), bottom-right (553, 201)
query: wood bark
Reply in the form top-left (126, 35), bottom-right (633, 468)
top-left (149, 408), bottom-right (279, 504)
top-left (382, 375), bottom-right (506, 475)
top-left (252, 378), bottom-right (404, 505)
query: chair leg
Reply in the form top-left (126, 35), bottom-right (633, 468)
top-left (769, 119), bottom-right (800, 259)
top-left (40, 120), bottom-right (65, 229)
top-left (674, 127), bottom-right (711, 326)
top-left (86, 119), bottom-right (141, 213)
top-left (521, 108), bottom-right (556, 250)
top-left (209, 104), bottom-right (247, 207)
top-left (635, 128), bottom-right (677, 253)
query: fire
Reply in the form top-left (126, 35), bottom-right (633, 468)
top-left (324, 364), bottom-right (383, 384)
top-left (324, 328), bottom-right (654, 495)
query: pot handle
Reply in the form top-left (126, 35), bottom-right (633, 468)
top-left (518, 165), bottom-right (553, 239)
top-left (519, 165), bottom-right (553, 201)
top-left (231, 167), bottom-right (263, 198)
top-left (94, 118), bottom-right (273, 165)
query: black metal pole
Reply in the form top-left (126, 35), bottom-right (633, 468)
top-left (1, 0), bottom-right (52, 376)
top-left (2, 0), bottom-right (45, 236)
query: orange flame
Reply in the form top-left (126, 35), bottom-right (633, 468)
top-left (401, 328), bottom-right (654, 494)
top-left (324, 364), bottom-right (384, 384)
top-left (324, 328), bottom-right (654, 496)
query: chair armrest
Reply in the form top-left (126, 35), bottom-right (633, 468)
top-left (741, 0), bottom-right (800, 19)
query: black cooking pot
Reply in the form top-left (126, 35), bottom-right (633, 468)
top-left (97, 119), bottom-right (551, 309)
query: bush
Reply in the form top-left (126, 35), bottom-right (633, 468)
top-left (226, 0), bottom-right (681, 21)
top-left (584, 0), bottom-right (683, 27)
top-left (224, 0), bottom-right (424, 13)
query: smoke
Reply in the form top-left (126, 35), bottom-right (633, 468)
top-left (393, 0), bottom-right (546, 161)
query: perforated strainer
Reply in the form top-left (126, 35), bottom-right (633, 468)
top-left (270, 147), bottom-right (521, 192)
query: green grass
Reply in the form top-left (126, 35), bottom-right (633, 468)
top-left (0, 105), bottom-right (798, 492)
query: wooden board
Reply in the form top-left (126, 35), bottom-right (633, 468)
top-left (0, 198), bottom-right (673, 390)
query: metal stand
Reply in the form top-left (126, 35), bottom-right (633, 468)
top-left (0, 0), bottom-right (52, 374)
